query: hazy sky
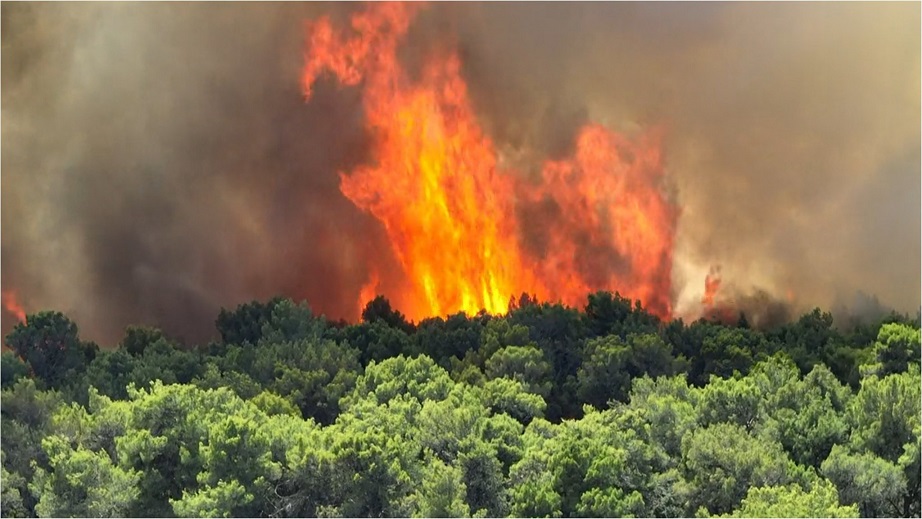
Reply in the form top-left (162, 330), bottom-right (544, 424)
top-left (2, 2), bottom-right (919, 345)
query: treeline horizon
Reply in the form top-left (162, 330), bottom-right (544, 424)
top-left (4, 289), bottom-right (918, 351)
top-left (1, 290), bottom-right (920, 518)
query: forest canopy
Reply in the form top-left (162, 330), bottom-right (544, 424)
top-left (1, 291), bottom-right (920, 518)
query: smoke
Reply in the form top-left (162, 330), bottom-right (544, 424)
top-left (2, 3), bottom-right (919, 345)
top-left (440, 2), bottom-right (921, 322)
top-left (1, 3), bottom-right (386, 345)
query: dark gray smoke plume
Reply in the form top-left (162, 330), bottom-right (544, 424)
top-left (1, 3), bottom-right (388, 345)
top-left (3, 3), bottom-right (919, 345)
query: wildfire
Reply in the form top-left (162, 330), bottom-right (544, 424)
top-left (702, 266), bottom-right (722, 308)
top-left (523, 125), bottom-right (676, 319)
top-left (303, 3), bottom-right (676, 322)
top-left (358, 268), bottom-right (381, 317)
top-left (699, 266), bottom-right (740, 324)
top-left (2, 290), bottom-right (27, 323)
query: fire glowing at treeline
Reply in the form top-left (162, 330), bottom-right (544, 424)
top-left (302, 2), bottom-right (678, 322)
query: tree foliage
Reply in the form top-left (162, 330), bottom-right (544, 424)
top-left (2, 295), bottom-right (919, 517)
top-left (717, 480), bottom-right (858, 518)
top-left (6, 312), bottom-right (97, 388)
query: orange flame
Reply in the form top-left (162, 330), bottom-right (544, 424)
top-left (358, 268), bottom-right (381, 317)
top-left (303, 3), bottom-right (676, 322)
top-left (700, 266), bottom-right (739, 323)
top-left (702, 266), bottom-right (722, 308)
top-left (2, 290), bottom-right (27, 323)
top-left (523, 125), bottom-right (676, 319)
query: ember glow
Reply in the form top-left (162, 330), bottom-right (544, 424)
top-left (302, 3), bottom-right (677, 321)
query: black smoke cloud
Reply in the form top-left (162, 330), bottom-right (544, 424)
top-left (2, 3), bottom-right (919, 345)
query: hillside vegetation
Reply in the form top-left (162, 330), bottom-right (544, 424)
top-left (2, 292), bottom-right (919, 518)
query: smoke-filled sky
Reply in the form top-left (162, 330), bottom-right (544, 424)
top-left (2, 2), bottom-right (919, 346)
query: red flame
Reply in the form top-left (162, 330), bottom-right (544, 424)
top-left (303, 3), bottom-right (676, 322)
